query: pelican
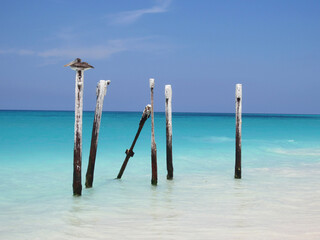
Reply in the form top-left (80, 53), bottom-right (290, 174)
top-left (64, 58), bottom-right (94, 71)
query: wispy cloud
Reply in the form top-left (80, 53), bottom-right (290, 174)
top-left (108, 0), bottom-right (172, 25)
top-left (0, 49), bottom-right (35, 56)
top-left (38, 41), bottom-right (126, 59)
top-left (37, 37), bottom-right (168, 59)
top-left (0, 37), bottom-right (171, 61)
top-left (0, 2), bottom-right (173, 62)
top-left (53, 28), bottom-right (79, 42)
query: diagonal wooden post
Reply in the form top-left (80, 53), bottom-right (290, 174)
top-left (64, 58), bottom-right (94, 196)
top-left (150, 78), bottom-right (158, 185)
top-left (117, 105), bottom-right (151, 179)
top-left (165, 85), bottom-right (173, 180)
top-left (235, 84), bottom-right (242, 179)
top-left (85, 80), bottom-right (111, 188)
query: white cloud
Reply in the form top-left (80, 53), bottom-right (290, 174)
top-left (0, 41), bottom-right (127, 60)
top-left (37, 38), bottom-right (153, 59)
top-left (18, 49), bottom-right (35, 55)
top-left (0, 37), bottom-right (170, 61)
top-left (0, 49), bottom-right (35, 56)
top-left (38, 44), bottom-right (126, 59)
top-left (0, 49), bottom-right (10, 54)
top-left (108, 0), bottom-right (172, 25)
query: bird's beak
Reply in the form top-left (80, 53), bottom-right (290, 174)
top-left (64, 59), bottom-right (76, 67)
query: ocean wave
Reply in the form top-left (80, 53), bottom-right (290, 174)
top-left (182, 136), bottom-right (234, 143)
top-left (269, 147), bottom-right (320, 156)
top-left (203, 136), bottom-right (234, 143)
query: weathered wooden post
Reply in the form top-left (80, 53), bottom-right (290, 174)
top-left (150, 78), bottom-right (158, 185)
top-left (64, 58), bottom-right (94, 196)
top-left (165, 85), bottom-right (173, 180)
top-left (117, 105), bottom-right (151, 179)
top-left (85, 80), bottom-right (111, 188)
top-left (235, 84), bottom-right (242, 179)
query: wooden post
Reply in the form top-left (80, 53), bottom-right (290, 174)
top-left (150, 78), bottom-right (158, 185)
top-left (235, 84), bottom-right (242, 179)
top-left (85, 80), bottom-right (111, 188)
top-left (73, 69), bottom-right (84, 195)
top-left (165, 85), bottom-right (173, 180)
top-left (117, 105), bottom-right (151, 179)
top-left (64, 58), bottom-right (93, 196)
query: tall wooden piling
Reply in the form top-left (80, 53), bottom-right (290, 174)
top-left (165, 85), bottom-right (173, 180)
top-left (235, 84), bottom-right (242, 179)
top-left (64, 58), bottom-right (94, 196)
top-left (117, 105), bottom-right (151, 179)
top-left (150, 78), bottom-right (158, 185)
top-left (73, 70), bottom-right (84, 195)
top-left (85, 80), bottom-right (111, 188)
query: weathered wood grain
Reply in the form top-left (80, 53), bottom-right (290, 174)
top-left (150, 78), bottom-right (158, 185)
top-left (86, 80), bottom-right (111, 188)
top-left (165, 85), bottom-right (173, 180)
top-left (235, 84), bottom-right (242, 179)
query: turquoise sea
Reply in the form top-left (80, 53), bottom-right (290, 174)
top-left (0, 110), bottom-right (320, 239)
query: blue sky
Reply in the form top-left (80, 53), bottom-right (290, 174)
top-left (0, 0), bottom-right (319, 113)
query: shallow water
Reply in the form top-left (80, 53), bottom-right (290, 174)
top-left (0, 111), bottom-right (319, 239)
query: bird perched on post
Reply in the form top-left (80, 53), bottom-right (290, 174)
top-left (64, 58), bottom-right (94, 71)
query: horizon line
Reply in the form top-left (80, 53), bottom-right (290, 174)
top-left (0, 109), bottom-right (319, 116)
